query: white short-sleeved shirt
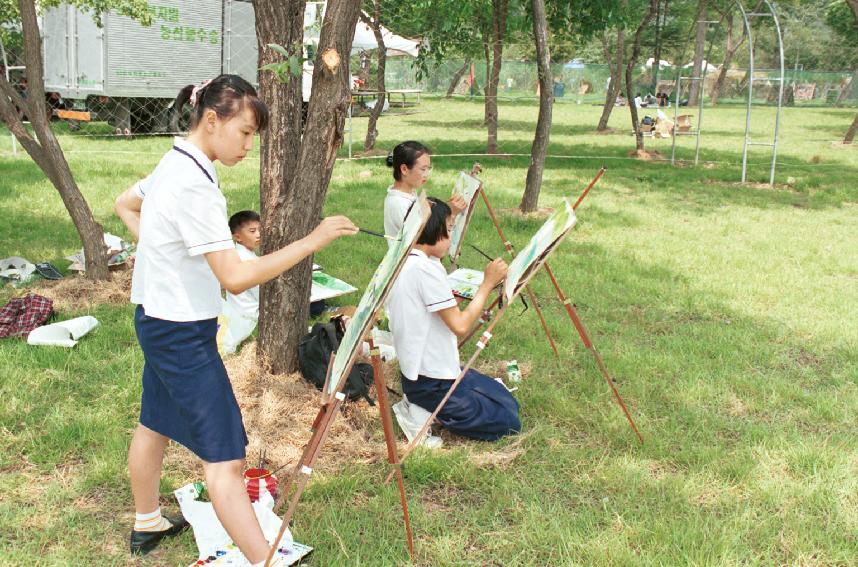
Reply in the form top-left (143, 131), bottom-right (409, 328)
top-left (224, 243), bottom-right (259, 318)
top-left (130, 137), bottom-right (234, 321)
top-left (386, 250), bottom-right (460, 381)
top-left (383, 186), bottom-right (417, 247)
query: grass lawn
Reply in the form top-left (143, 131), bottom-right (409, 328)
top-left (1, 98), bottom-right (857, 566)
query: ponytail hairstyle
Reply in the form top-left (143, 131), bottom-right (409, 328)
top-left (174, 74), bottom-right (269, 132)
top-left (386, 141), bottom-right (431, 181)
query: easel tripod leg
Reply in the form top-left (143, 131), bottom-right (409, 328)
top-left (368, 340), bottom-right (414, 557)
top-left (543, 262), bottom-right (644, 444)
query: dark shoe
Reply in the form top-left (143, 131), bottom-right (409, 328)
top-left (130, 514), bottom-right (190, 555)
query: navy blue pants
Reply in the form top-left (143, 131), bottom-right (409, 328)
top-left (135, 305), bottom-right (247, 463)
top-left (401, 369), bottom-right (521, 441)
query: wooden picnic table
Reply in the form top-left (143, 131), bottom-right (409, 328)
top-left (351, 89), bottom-right (423, 108)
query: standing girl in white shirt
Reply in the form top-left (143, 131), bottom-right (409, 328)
top-left (383, 141), bottom-right (466, 242)
top-left (114, 74), bottom-right (357, 564)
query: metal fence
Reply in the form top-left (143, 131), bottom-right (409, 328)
top-left (384, 58), bottom-right (858, 108)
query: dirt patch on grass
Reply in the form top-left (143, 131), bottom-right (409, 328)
top-left (352, 148), bottom-right (388, 159)
top-left (646, 459), bottom-right (679, 481)
top-left (164, 343), bottom-right (389, 478)
top-left (467, 433), bottom-right (528, 469)
top-left (498, 206), bottom-right (555, 220)
top-left (726, 393), bottom-right (748, 417)
top-left (628, 149), bottom-right (664, 160)
top-left (32, 270), bottom-right (132, 313)
top-left (789, 347), bottom-right (826, 372)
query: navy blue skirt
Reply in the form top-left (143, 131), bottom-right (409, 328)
top-left (401, 369), bottom-right (521, 441)
top-left (135, 305), bottom-right (248, 462)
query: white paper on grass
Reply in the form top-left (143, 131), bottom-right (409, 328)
top-left (503, 200), bottom-right (577, 304)
top-left (310, 271), bottom-right (358, 302)
top-left (27, 316), bottom-right (99, 347)
top-left (175, 483), bottom-right (313, 566)
top-left (0, 256), bottom-right (36, 281)
top-left (326, 193), bottom-right (430, 396)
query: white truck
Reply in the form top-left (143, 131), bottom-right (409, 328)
top-left (42, 0), bottom-right (321, 133)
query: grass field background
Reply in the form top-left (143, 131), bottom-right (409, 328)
top-left (1, 99), bottom-right (857, 565)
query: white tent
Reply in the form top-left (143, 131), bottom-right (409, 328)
top-left (645, 57), bottom-right (673, 68)
top-left (352, 15), bottom-right (420, 57)
top-left (682, 59), bottom-right (718, 72)
top-left (303, 5), bottom-right (419, 57)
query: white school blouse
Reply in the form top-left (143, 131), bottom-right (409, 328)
top-left (386, 250), bottom-right (460, 381)
top-left (130, 137), bottom-right (235, 322)
top-left (383, 186), bottom-right (417, 246)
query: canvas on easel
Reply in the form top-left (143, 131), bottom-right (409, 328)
top-left (265, 193), bottom-right (431, 567)
top-left (503, 199), bottom-right (576, 304)
top-left (448, 171), bottom-right (483, 266)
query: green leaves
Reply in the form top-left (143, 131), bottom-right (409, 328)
top-left (260, 43), bottom-right (306, 85)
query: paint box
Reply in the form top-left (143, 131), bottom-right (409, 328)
top-left (506, 360), bottom-right (522, 383)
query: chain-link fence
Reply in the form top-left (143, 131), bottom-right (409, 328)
top-left (384, 58), bottom-right (857, 108)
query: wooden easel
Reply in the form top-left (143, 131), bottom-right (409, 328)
top-left (263, 191), bottom-right (435, 565)
top-left (264, 336), bottom-right (413, 566)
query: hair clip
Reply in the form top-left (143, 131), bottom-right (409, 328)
top-left (386, 152), bottom-right (394, 167)
top-left (189, 79), bottom-right (213, 107)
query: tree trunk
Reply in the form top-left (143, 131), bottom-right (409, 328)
top-left (361, 3), bottom-right (385, 151)
top-left (256, 0), bottom-right (362, 373)
top-left (835, 65), bottom-right (858, 106)
top-left (486, 0), bottom-right (508, 154)
top-left (597, 26), bottom-right (625, 132)
top-left (446, 59), bottom-right (471, 98)
top-left (688, 0), bottom-right (708, 106)
top-left (483, 34), bottom-right (491, 124)
top-left (847, 0), bottom-right (858, 21)
top-left (845, 113), bottom-right (858, 144)
top-left (0, 0), bottom-right (109, 280)
top-left (710, 12), bottom-right (744, 106)
top-left (519, 0), bottom-right (553, 213)
top-left (626, 0), bottom-right (659, 152)
top-left (650, 0), bottom-right (663, 93)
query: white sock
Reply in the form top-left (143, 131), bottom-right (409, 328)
top-left (134, 507), bottom-right (172, 532)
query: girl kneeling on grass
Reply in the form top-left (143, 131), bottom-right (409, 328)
top-left (386, 197), bottom-right (521, 440)
top-left (114, 74), bottom-right (357, 564)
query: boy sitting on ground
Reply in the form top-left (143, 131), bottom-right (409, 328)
top-left (386, 197), bottom-right (521, 441)
top-left (219, 210), bottom-right (261, 354)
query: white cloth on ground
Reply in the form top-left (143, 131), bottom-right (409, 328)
top-left (392, 395), bottom-right (443, 448)
top-left (27, 316), bottom-right (99, 347)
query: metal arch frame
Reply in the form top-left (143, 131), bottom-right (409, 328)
top-left (738, 0), bottom-right (785, 185)
top-left (670, 17), bottom-right (722, 167)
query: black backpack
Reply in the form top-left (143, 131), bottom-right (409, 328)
top-left (298, 316), bottom-right (375, 405)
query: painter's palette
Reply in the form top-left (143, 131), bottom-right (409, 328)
top-left (447, 268), bottom-right (484, 299)
top-left (188, 542), bottom-right (313, 566)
